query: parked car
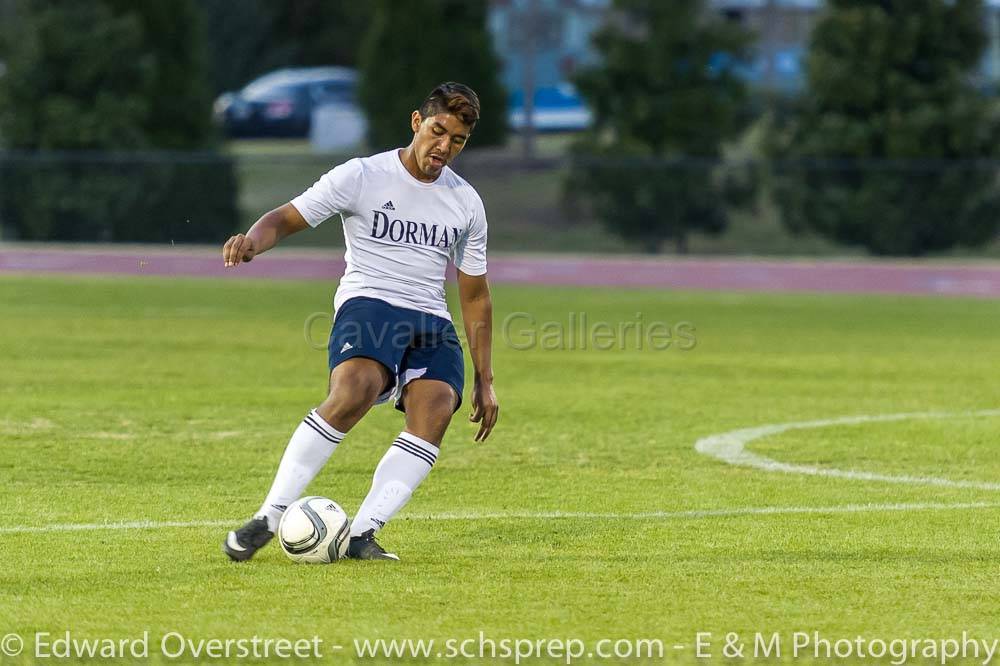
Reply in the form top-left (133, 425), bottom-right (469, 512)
top-left (213, 67), bottom-right (358, 138)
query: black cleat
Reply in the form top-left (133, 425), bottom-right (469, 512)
top-left (347, 529), bottom-right (400, 561)
top-left (223, 516), bottom-right (273, 562)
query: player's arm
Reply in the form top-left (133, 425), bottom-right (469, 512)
top-left (223, 203), bottom-right (309, 267)
top-left (457, 269), bottom-right (498, 442)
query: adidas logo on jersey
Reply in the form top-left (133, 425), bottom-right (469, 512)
top-left (382, 201), bottom-right (395, 211)
top-left (340, 341), bottom-right (354, 353)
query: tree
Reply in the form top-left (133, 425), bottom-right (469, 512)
top-left (1, 0), bottom-right (219, 151)
top-left (769, 0), bottom-right (1000, 255)
top-left (0, 0), bottom-right (237, 242)
top-left (567, 0), bottom-right (754, 253)
top-left (106, 0), bottom-right (217, 150)
top-left (0, 2), bottom-right (154, 150)
top-left (358, 0), bottom-right (507, 150)
top-left (200, 0), bottom-right (374, 95)
top-left (270, 1), bottom-right (374, 71)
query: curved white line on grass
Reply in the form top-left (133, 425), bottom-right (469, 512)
top-left (5, 411), bottom-right (997, 536)
top-left (3, 501), bottom-right (999, 534)
top-left (695, 409), bottom-right (1000, 490)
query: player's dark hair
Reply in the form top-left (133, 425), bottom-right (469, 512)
top-left (419, 82), bottom-right (480, 129)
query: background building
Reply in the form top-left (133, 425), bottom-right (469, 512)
top-left (489, 0), bottom-right (1000, 95)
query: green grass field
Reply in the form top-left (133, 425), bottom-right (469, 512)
top-left (1, 274), bottom-right (999, 664)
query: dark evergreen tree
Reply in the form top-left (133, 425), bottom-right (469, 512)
top-left (201, 0), bottom-right (374, 95)
top-left (567, 0), bottom-right (754, 253)
top-left (270, 1), bottom-right (374, 70)
top-left (769, 0), bottom-right (1000, 255)
top-left (105, 0), bottom-right (216, 149)
top-left (0, 0), bottom-right (238, 242)
top-left (0, 2), bottom-right (154, 149)
top-left (200, 0), bottom-right (280, 96)
top-left (358, 0), bottom-right (507, 150)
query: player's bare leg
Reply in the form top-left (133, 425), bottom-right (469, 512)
top-left (223, 358), bottom-right (390, 561)
top-left (318, 358), bottom-right (393, 431)
top-left (400, 379), bottom-right (459, 445)
top-left (347, 379), bottom-right (458, 560)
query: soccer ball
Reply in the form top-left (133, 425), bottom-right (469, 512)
top-left (277, 496), bottom-right (351, 563)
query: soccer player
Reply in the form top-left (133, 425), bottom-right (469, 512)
top-left (221, 82), bottom-right (498, 561)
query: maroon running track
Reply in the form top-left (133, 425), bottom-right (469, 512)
top-left (0, 246), bottom-right (998, 298)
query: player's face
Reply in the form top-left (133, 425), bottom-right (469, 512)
top-left (410, 111), bottom-right (471, 178)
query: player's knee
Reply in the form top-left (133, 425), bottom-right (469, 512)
top-left (426, 398), bottom-right (456, 425)
top-left (415, 405), bottom-right (453, 433)
top-left (318, 395), bottom-right (370, 428)
top-left (327, 376), bottom-right (379, 410)
top-left (319, 367), bottom-right (386, 422)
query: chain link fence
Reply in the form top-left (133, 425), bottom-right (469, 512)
top-left (2, 149), bottom-right (999, 257)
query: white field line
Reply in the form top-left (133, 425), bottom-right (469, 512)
top-left (2, 501), bottom-right (999, 535)
top-left (695, 409), bottom-right (1000, 490)
top-left (4, 410), bottom-right (997, 536)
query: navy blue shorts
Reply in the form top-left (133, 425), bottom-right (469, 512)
top-left (328, 297), bottom-right (464, 413)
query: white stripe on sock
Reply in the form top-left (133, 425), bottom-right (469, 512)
top-left (394, 431), bottom-right (438, 465)
top-left (302, 409), bottom-right (344, 443)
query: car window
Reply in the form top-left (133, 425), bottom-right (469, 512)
top-left (241, 73), bottom-right (292, 96)
top-left (243, 84), bottom-right (302, 102)
top-left (310, 80), bottom-right (356, 104)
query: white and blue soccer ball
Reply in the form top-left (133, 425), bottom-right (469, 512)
top-left (277, 496), bottom-right (350, 563)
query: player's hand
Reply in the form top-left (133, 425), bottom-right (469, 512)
top-left (469, 378), bottom-right (498, 442)
top-left (223, 233), bottom-right (256, 267)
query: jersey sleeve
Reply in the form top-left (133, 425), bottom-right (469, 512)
top-left (452, 190), bottom-right (488, 276)
top-left (289, 158), bottom-right (363, 227)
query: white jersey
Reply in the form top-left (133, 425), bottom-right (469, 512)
top-left (290, 149), bottom-right (488, 321)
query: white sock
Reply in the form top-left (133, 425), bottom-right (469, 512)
top-left (256, 409), bottom-right (345, 531)
top-left (350, 431), bottom-right (438, 537)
